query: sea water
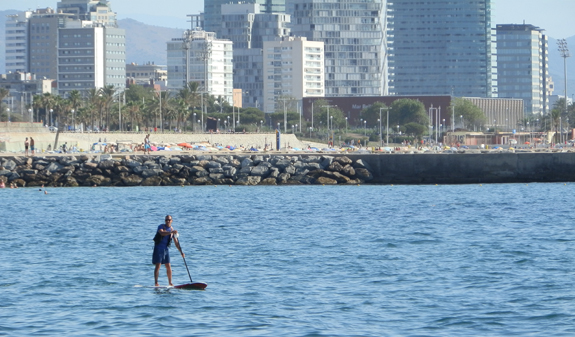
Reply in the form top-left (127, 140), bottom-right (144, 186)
top-left (1, 184), bottom-right (575, 336)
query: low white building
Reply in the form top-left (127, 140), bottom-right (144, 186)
top-left (262, 36), bottom-right (324, 113)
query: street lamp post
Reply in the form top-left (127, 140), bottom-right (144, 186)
top-left (193, 113), bottom-right (196, 132)
top-left (345, 117), bottom-right (348, 134)
top-left (364, 120), bottom-right (367, 136)
top-left (71, 109), bottom-right (75, 131)
top-left (28, 108), bottom-right (32, 123)
top-left (7, 108), bottom-right (10, 123)
top-left (379, 107), bottom-right (389, 146)
top-left (260, 120), bottom-right (263, 132)
top-left (49, 109), bottom-right (53, 127)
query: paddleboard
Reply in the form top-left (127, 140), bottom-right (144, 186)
top-left (174, 282), bottom-right (208, 290)
top-left (134, 283), bottom-right (207, 290)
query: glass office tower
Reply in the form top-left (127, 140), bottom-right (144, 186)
top-left (205, 0), bottom-right (285, 36)
top-left (387, 0), bottom-right (492, 97)
top-left (496, 24), bottom-right (550, 115)
top-left (287, 0), bottom-right (387, 97)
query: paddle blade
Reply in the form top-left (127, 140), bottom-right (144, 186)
top-left (174, 282), bottom-right (207, 290)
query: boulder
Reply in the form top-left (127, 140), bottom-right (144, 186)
top-left (209, 167), bottom-right (224, 174)
top-left (327, 161), bottom-right (344, 172)
top-left (235, 176), bottom-right (261, 185)
top-left (196, 170), bottom-right (209, 178)
top-left (3, 160), bottom-right (17, 171)
top-left (353, 159), bottom-right (371, 170)
top-left (85, 175), bottom-right (111, 186)
top-left (62, 177), bottom-right (79, 187)
top-left (98, 160), bottom-right (115, 169)
top-left (141, 169), bottom-right (163, 178)
top-left (241, 158), bottom-right (254, 168)
top-left (355, 168), bottom-right (373, 181)
top-left (206, 161), bottom-right (222, 169)
top-left (223, 167), bottom-right (237, 178)
top-left (196, 155), bottom-right (213, 161)
top-left (321, 156), bottom-right (334, 168)
top-left (45, 162), bottom-right (63, 173)
top-left (132, 166), bottom-right (145, 175)
top-left (11, 179), bottom-right (26, 187)
top-left (269, 167), bottom-right (280, 178)
top-left (284, 165), bottom-right (296, 175)
top-left (342, 165), bottom-right (355, 176)
top-left (193, 177), bottom-right (213, 185)
top-left (122, 174), bottom-right (143, 186)
top-left (209, 173), bottom-right (225, 180)
top-left (214, 178), bottom-right (235, 185)
top-left (169, 157), bottom-right (182, 165)
top-left (141, 176), bottom-right (162, 186)
top-left (251, 165), bottom-right (270, 177)
top-left (277, 173), bottom-right (291, 184)
top-left (335, 156), bottom-right (353, 165)
top-left (275, 159), bottom-right (292, 170)
top-left (315, 176), bottom-right (338, 185)
top-left (259, 177), bottom-right (277, 185)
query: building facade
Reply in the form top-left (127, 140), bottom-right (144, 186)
top-left (495, 24), bottom-right (550, 115)
top-left (4, 2), bottom-right (125, 98)
top-left (204, 0), bottom-right (286, 36)
top-left (167, 30), bottom-right (234, 103)
top-left (5, 11), bottom-right (32, 74)
top-left (387, 0), bottom-right (492, 97)
top-left (287, 0), bottom-right (387, 97)
top-left (262, 37), bottom-right (324, 113)
top-left (220, 3), bottom-right (291, 109)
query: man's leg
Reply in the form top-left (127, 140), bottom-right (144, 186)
top-left (154, 263), bottom-right (161, 286)
top-left (165, 263), bottom-right (173, 286)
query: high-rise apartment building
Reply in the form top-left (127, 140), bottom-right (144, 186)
top-left (220, 3), bottom-right (291, 108)
top-left (204, 0), bottom-right (286, 36)
top-left (5, 11), bottom-right (32, 74)
top-left (57, 0), bottom-right (118, 25)
top-left (57, 24), bottom-right (126, 96)
top-left (3, 1), bottom-right (126, 97)
top-left (262, 36), bottom-right (324, 113)
top-left (167, 30), bottom-right (234, 103)
top-left (387, 0), bottom-right (492, 97)
top-left (287, 0), bottom-right (387, 97)
top-left (496, 24), bottom-right (550, 115)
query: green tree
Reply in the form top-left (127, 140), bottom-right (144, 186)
top-left (452, 98), bottom-right (486, 130)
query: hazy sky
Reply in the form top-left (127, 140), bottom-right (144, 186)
top-left (6, 0), bottom-right (575, 38)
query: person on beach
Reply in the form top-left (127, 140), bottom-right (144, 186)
top-left (30, 137), bottom-right (35, 155)
top-left (153, 215), bottom-right (184, 286)
top-left (25, 138), bottom-right (29, 156)
top-left (144, 134), bottom-right (151, 154)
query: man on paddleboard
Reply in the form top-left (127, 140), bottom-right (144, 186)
top-left (153, 215), bottom-right (185, 286)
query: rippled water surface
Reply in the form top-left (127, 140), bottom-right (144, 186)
top-left (2, 184), bottom-right (575, 336)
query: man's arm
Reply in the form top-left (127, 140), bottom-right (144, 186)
top-left (173, 236), bottom-right (185, 257)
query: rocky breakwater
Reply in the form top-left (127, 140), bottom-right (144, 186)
top-left (0, 154), bottom-right (374, 187)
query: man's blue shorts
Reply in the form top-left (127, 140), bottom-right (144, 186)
top-left (152, 245), bottom-right (170, 265)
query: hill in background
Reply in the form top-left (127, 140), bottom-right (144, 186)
top-left (118, 18), bottom-right (183, 66)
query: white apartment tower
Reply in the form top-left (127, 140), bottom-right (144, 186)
top-left (262, 37), bottom-right (324, 113)
top-left (167, 30), bottom-right (234, 103)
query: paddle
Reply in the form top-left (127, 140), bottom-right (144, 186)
top-left (175, 234), bottom-right (193, 283)
top-left (173, 234), bottom-right (207, 290)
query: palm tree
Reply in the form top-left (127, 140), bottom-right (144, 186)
top-left (0, 88), bottom-right (9, 121)
top-left (67, 90), bottom-right (82, 130)
top-left (40, 93), bottom-right (56, 126)
top-left (100, 85), bottom-right (115, 131)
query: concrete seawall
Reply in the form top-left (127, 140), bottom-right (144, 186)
top-left (350, 152), bottom-right (575, 184)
